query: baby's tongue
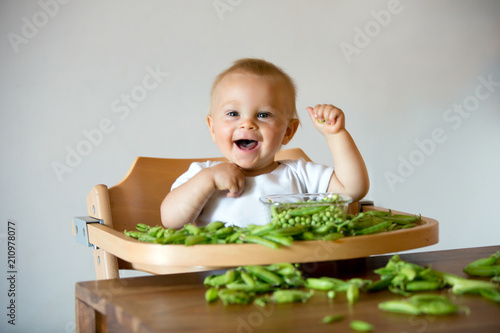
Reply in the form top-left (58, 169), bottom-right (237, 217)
top-left (237, 140), bottom-right (258, 150)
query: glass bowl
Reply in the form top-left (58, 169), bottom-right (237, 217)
top-left (259, 193), bottom-right (352, 226)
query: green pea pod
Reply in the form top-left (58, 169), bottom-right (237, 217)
top-left (261, 234), bottom-right (294, 246)
top-left (283, 275), bottom-right (306, 288)
top-left (269, 225), bottom-right (308, 236)
top-left (347, 283), bottom-right (359, 304)
top-left (204, 269), bottom-right (236, 287)
top-left (185, 235), bottom-right (209, 246)
top-left (226, 231), bottom-right (242, 243)
top-left (135, 223), bottom-right (150, 232)
top-left (204, 221), bottom-right (225, 232)
top-left (265, 263), bottom-right (298, 276)
top-left (464, 251), bottom-right (500, 268)
top-left (385, 214), bottom-right (419, 224)
top-left (350, 320), bottom-right (374, 332)
top-left (215, 226), bottom-right (234, 236)
top-left (240, 271), bottom-right (256, 289)
top-left (245, 266), bottom-right (282, 286)
top-left (363, 210), bottom-right (388, 217)
top-left (305, 277), bottom-right (342, 291)
top-left (399, 265), bottom-right (418, 281)
top-left (288, 205), bottom-right (328, 216)
top-left (225, 282), bottom-right (274, 293)
top-left (241, 235), bottom-right (281, 249)
top-left (378, 300), bottom-right (421, 315)
top-left (183, 224), bottom-right (201, 235)
top-left (322, 314), bottom-right (344, 324)
top-left (322, 232), bottom-right (345, 241)
top-left (249, 223), bottom-right (277, 236)
top-left (313, 224), bottom-right (334, 234)
top-left (254, 295), bottom-right (271, 307)
top-left (441, 272), bottom-right (498, 295)
top-left (217, 289), bottom-right (253, 305)
top-left (271, 289), bottom-right (314, 303)
top-left (138, 233), bottom-right (156, 243)
top-left (355, 221), bottom-right (390, 235)
top-left (463, 265), bottom-right (500, 277)
top-left (479, 288), bottom-right (500, 302)
top-left (300, 231), bottom-right (318, 240)
top-left (205, 287), bottom-right (218, 303)
top-left (365, 276), bottom-right (395, 292)
top-left (147, 225), bottom-right (162, 237)
top-left (124, 230), bottom-right (141, 239)
top-left (418, 300), bottom-right (459, 315)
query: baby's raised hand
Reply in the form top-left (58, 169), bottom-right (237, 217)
top-left (208, 162), bottom-right (245, 198)
top-left (307, 104), bottom-right (345, 136)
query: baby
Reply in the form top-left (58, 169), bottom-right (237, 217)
top-left (161, 58), bottom-right (369, 228)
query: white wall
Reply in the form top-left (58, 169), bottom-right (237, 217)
top-left (1, 0), bottom-right (499, 331)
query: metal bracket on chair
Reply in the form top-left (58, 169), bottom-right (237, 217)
top-left (73, 216), bottom-right (103, 248)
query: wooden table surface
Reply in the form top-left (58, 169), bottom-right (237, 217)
top-left (75, 245), bottom-right (500, 333)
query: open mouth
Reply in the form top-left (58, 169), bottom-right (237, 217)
top-left (235, 139), bottom-right (259, 151)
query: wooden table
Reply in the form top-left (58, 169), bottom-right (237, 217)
top-left (75, 245), bottom-right (500, 332)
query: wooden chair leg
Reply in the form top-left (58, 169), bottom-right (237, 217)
top-left (87, 185), bottom-right (119, 279)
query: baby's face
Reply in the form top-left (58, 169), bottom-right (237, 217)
top-left (208, 72), bottom-right (297, 173)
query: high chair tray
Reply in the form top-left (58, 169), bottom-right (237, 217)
top-left (84, 206), bottom-right (438, 273)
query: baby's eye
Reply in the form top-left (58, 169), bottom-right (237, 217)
top-left (257, 112), bottom-right (271, 118)
top-left (226, 111), bottom-right (239, 117)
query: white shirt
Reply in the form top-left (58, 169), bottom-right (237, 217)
top-left (171, 158), bottom-right (334, 228)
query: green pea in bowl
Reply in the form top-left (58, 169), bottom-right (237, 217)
top-left (259, 193), bottom-right (352, 227)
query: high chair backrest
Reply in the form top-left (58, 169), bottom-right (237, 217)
top-left (86, 148), bottom-right (316, 279)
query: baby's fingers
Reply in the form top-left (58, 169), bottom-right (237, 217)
top-left (226, 173), bottom-right (245, 198)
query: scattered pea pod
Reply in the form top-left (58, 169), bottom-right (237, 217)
top-left (379, 294), bottom-right (466, 316)
top-left (463, 251), bottom-right (500, 277)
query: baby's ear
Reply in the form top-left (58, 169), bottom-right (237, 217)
top-left (206, 115), bottom-right (216, 142)
top-left (282, 119), bottom-right (299, 145)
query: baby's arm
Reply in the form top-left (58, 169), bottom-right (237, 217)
top-left (160, 163), bottom-right (245, 229)
top-left (307, 104), bottom-right (369, 201)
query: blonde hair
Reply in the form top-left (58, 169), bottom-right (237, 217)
top-left (209, 58), bottom-right (298, 121)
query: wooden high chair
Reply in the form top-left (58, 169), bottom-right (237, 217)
top-left (73, 148), bottom-right (438, 280)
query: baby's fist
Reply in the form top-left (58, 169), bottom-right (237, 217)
top-left (306, 104), bottom-right (345, 135)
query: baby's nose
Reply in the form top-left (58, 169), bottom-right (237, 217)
top-left (239, 118), bottom-right (257, 130)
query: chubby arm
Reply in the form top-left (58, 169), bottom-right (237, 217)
top-left (160, 163), bottom-right (245, 229)
top-left (307, 104), bottom-right (369, 202)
